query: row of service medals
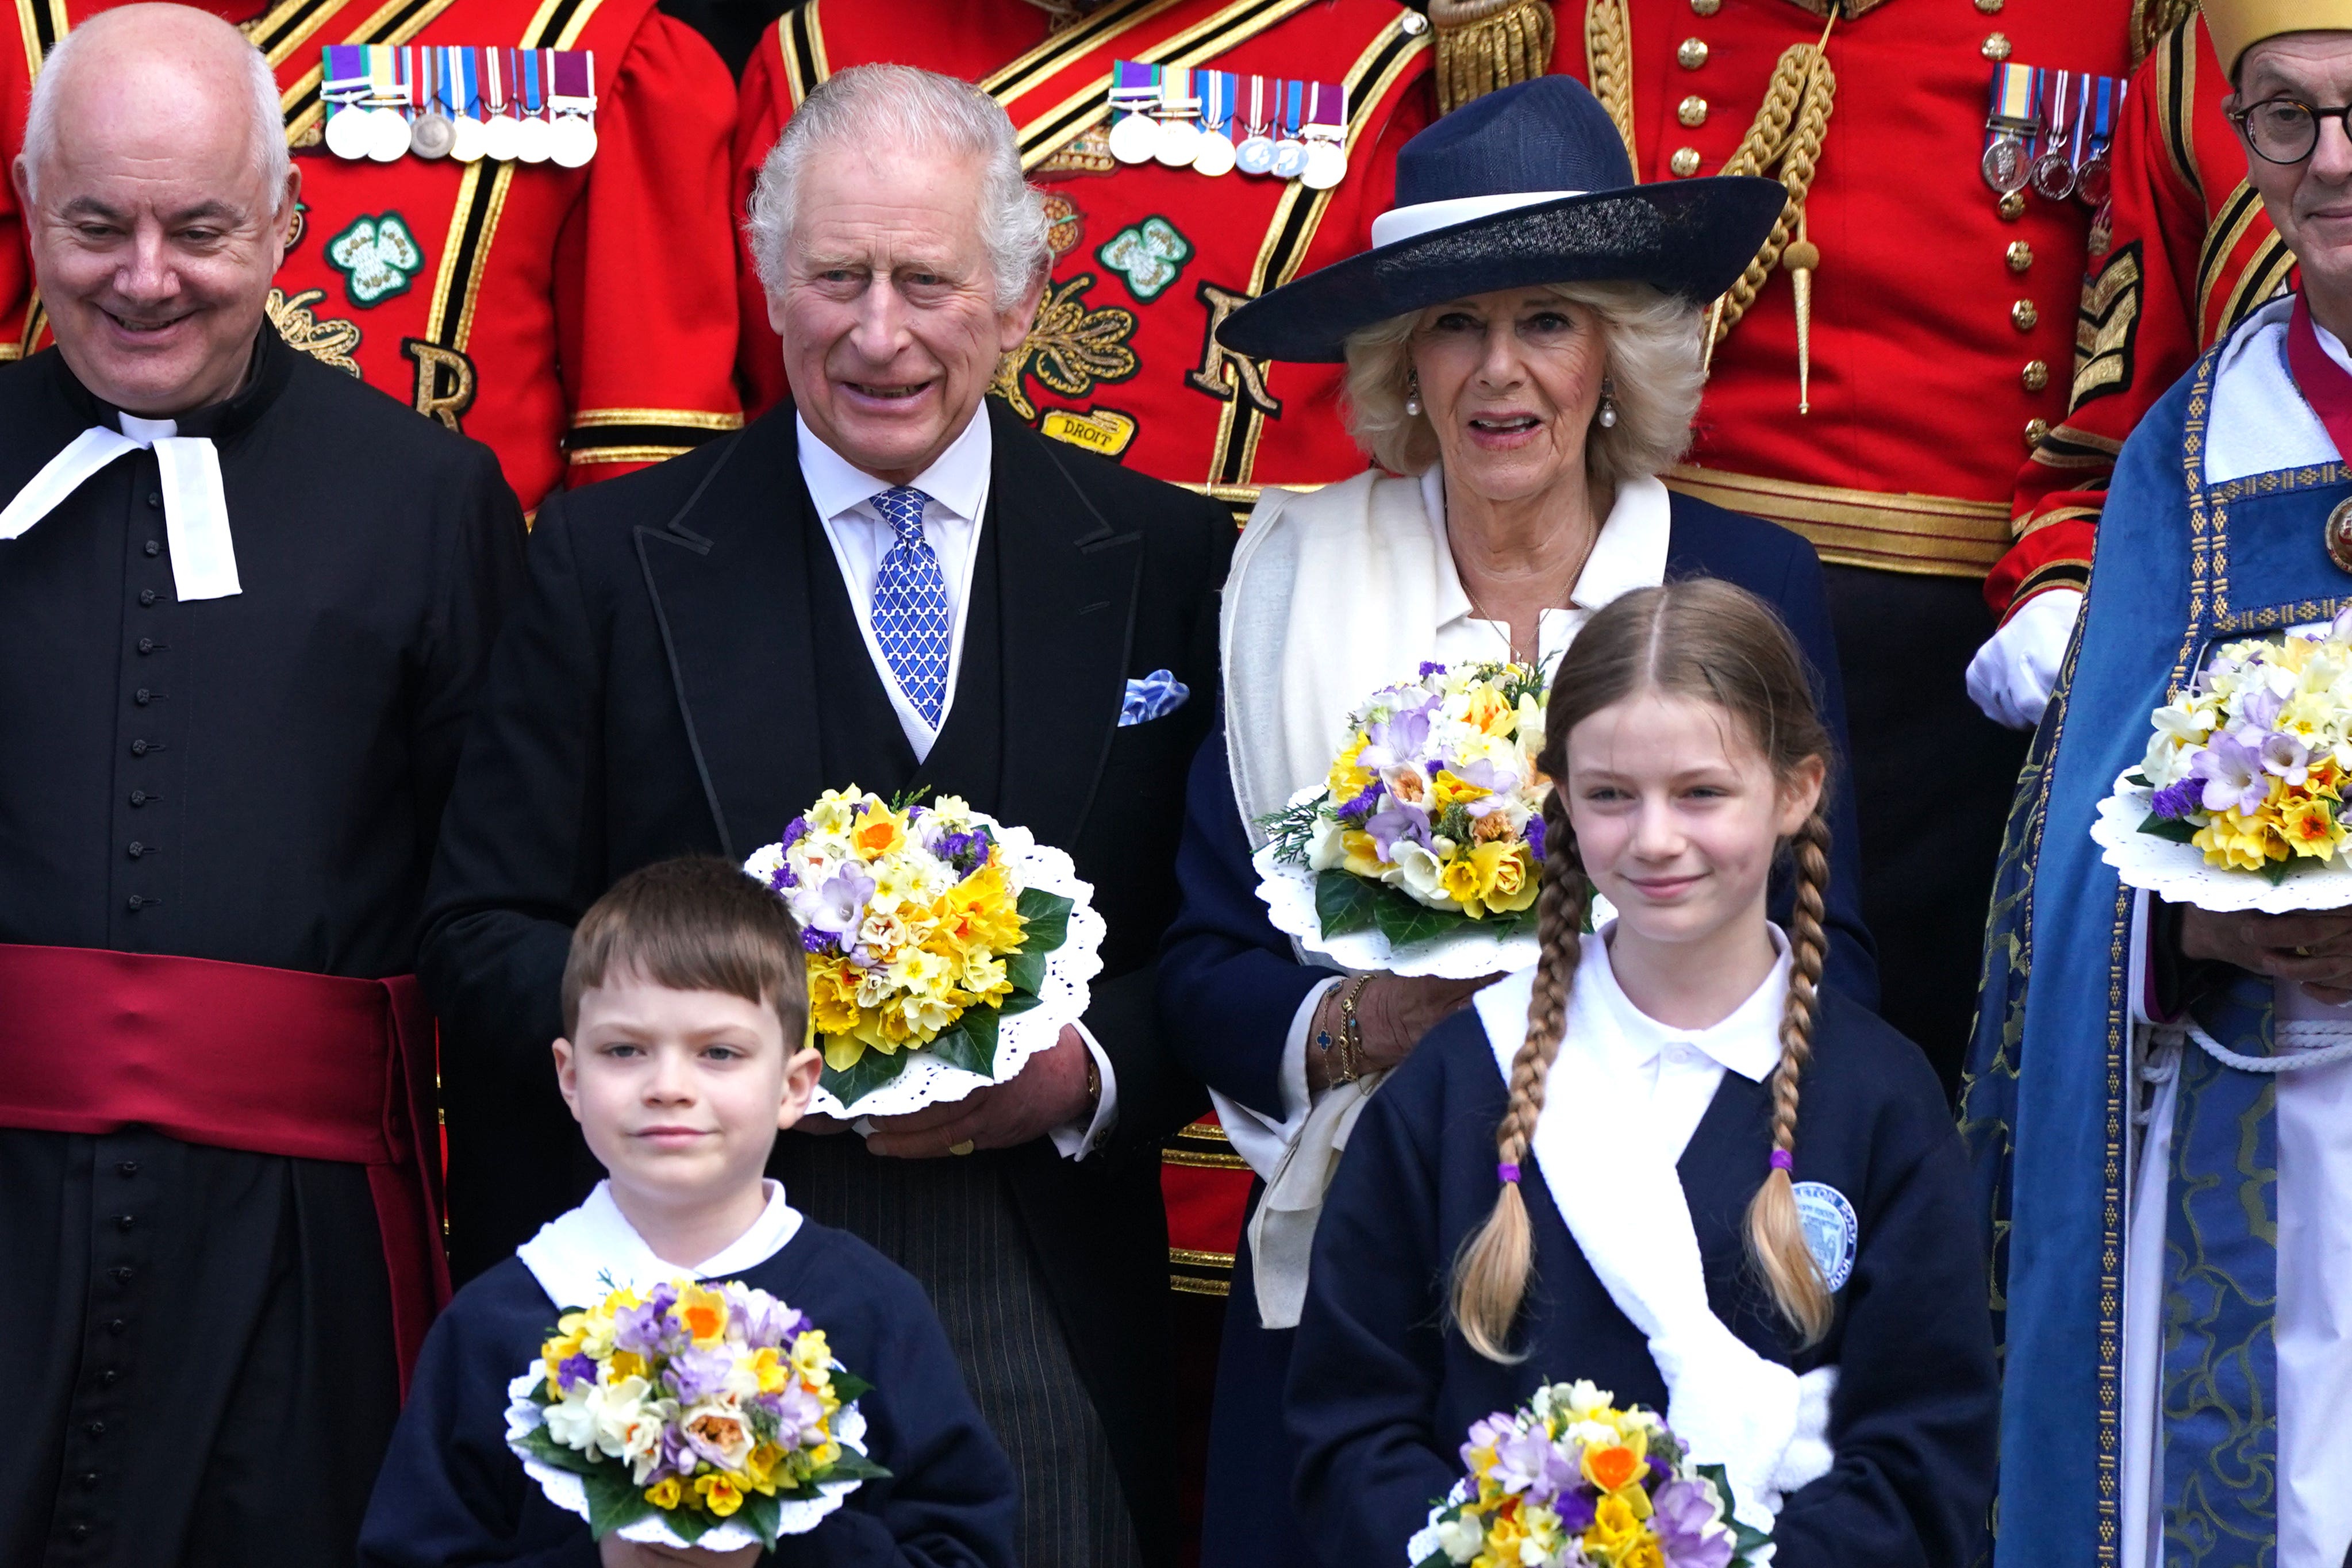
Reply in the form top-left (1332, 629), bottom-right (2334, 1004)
top-left (322, 45), bottom-right (598, 167)
top-left (1106, 62), bottom-right (1348, 190)
top-left (1980, 63), bottom-right (2125, 205)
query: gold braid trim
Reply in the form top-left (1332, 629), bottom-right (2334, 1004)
top-left (1583, 0), bottom-right (1636, 167)
top-left (1704, 21), bottom-right (1836, 376)
top-left (1429, 0), bottom-right (1557, 115)
top-left (2129, 0), bottom-right (2198, 67)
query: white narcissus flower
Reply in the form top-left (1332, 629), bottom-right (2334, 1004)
top-left (1388, 841), bottom-right (1451, 909)
top-left (1307, 815), bottom-right (1347, 872)
top-left (541, 1384), bottom-right (599, 1453)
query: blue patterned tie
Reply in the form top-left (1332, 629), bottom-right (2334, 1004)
top-left (868, 486), bottom-right (951, 727)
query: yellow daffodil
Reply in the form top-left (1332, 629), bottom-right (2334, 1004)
top-left (1340, 829), bottom-right (1387, 879)
top-left (1462, 683), bottom-right (1513, 736)
top-left (607, 1349), bottom-right (647, 1384)
top-left (2195, 808), bottom-right (2289, 871)
top-left (1472, 842), bottom-right (1538, 915)
top-left (672, 1282), bottom-right (729, 1347)
top-left (2279, 794), bottom-right (2345, 859)
top-left (850, 804), bottom-right (907, 860)
top-left (791, 1329), bottom-right (832, 1382)
top-left (1439, 854), bottom-right (1487, 913)
top-left (1584, 1493), bottom-right (1647, 1558)
top-left (644, 1477), bottom-right (682, 1509)
top-left (694, 1473), bottom-right (744, 1517)
top-left (806, 958), bottom-right (864, 1037)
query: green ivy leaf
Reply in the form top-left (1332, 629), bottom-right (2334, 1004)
top-left (1371, 888), bottom-right (1472, 950)
top-left (1315, 870), bottom-right (1382, 936)
top-left (579, 1463), bottom-right (656, 1539)
top-left (824, 1451), bottom-right (896, 1481)
top-left (2138, 813), bottom-right (2201, 844)
top-left (831, 1371), bottom-right (874, 1402)
top-left (518, 1425), bottom-right (604, 1478)
top-left (738, 1492), bottom-right (784, 1548)
top-left (1002, 947), bottom-right (1048, 996)
top-left (926, 1020), bottom-right (994, 1076)
top-left (1016, 889), bottom-right (1074, 952)
top-left (2124, 770), bottom-right (2152, 787)
top-left (2262, 856), bottom-right (2295, 886)
top-left (821, 1043), bottom-right (912, 1110)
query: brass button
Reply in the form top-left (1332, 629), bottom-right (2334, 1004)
top-left (1678, 36), bottom-right (1709, 69)
top-left (1670, 146), bottom-right (1702, 177)
top-left (2006, 241), bottom-right (2034, 274)
top-left (1982, 32), bottom-right (2012, 62)
top-left (2022, 359), bottom-right (2050, 393)
top-left (1678, 95), bottom-right (1709, 127)
top-left (2024, 417), bottom-right (2051, 449)
top-left (2011, 299), bottom-right (2039, 331)
top-left (1999, 190), bottom-right (2028, 220)
top-left (1400, 7), bottom-right (1428, 33)
top-left (1690, 0), bottom-right (1720, 12)
top-left (1976, 0), bottom-right (2003, 11)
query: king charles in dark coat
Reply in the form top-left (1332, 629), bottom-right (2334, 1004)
top-left (419, 61), bottom-right (1229, 1568)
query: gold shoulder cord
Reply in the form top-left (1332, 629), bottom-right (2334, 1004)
top-left (1584, 2), bottom-right (1840, 410)
top-left (1430, 0), bottom-right (1558, 114)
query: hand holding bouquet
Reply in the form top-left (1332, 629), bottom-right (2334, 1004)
top-left (1255, 660), bottom-right (1554, 978)
top-left (744, 788), bottom-right (1103, 1116)
top-left (505, 1277), bottom-right (888, 1551)
top-left (1408, 1381), bottom-right (1765, 1568)
top-left (2093, 611), bottom-right (2352, 911)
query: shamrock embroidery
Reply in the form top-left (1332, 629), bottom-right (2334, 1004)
top-left (1096, 216), bottom-right (1193, 305)
top-left (325, 213), bottom-right (425, 308)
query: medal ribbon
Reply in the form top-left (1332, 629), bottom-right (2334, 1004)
top-left (322, 43), bottom-right (368, 107)
top-left (451, 46), bottom-right (477, 119)
top-left (365, 44), bottom-right (399, 107)
top-left (1243, 72), bottom-right (1267, 137)
top-left (1196, 68), bottom-right (1234, 137)
top-left (485, 46), bottom-right (506, 116)
top-left (1282, 77), bottom-right (1302, 139)
top-left (2287, 293), bottom-right (2352, 464)
top-left (2066, 74), bottom-right (2090, 169)
top-left (1985, 60), bottom-right (2035, 152)
top-left (550, 49), bottom-right (594, 107)
top-left (1306, 79), bottom-right (1346, 139)
top-left (521, 47), bottom-right (543, 119)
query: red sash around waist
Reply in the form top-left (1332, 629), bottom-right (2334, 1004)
top-left (0, 943), bottom-right (452, 1393)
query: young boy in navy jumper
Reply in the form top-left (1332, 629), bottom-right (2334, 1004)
top-left (360, 857), bottom-right (1018, 1567)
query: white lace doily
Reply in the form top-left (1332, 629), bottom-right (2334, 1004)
top-left (817, 827), bottom-right (1104, 1119)
top-left (2090, 772), bottom-right (2352, 913)
top-left (504, 1370), bottom-right (869, 1547)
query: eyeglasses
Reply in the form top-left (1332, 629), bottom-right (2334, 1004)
top-left (2229, 96), bottom-right (2352, 165)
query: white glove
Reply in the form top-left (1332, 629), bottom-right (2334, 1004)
top-left (1966, 589), bottom-right (2084, 730)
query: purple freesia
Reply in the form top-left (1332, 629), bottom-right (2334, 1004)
top-left (805, 862), bottom-right (877, 944)
top-left (1490, 1427), bottom-right (1578, 1502)
top-left (663, 1344), bottom-right (735, 1405)
top-left (2238, 685), bottom-right (2285, 732)
top-left (1365, 804), bottom-right (1432, 862)
top-left (2193, 733), bottom-right (2270, 816)
top-left (614, 1297), bottom-right (674, 1358)
top-left (1525, 813), bottom-right (1546, 864)
top-left (770, 1378), bottom-right (827, 1447)
top-left (2260, 731), bottom-right (2312, 785)
top-left (2149, 778), bottom-right (2202, 820)
top-left (1333, 781), bottom-right (1382, 825)
top-left (1446, 756), bottom-right (1519, 812)
top-left (558, 1353), bottom-right (597, 1393)
top-left (1362, 700), bottom-right (1436, 767)
top-left (1652, 1478), bottom-right (1735, 1568)
top-left (1458, 1415), bottom-right (1515, 1471)
top-left (731, 1290), bottom-right (807, 1349)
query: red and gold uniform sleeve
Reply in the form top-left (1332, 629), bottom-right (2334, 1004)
top-left (554, 7), bottom-right (744, 487)
top-left (1990, 14), bottom-right (2291, 618)
top-left (2, 16), bottom-right (32, 364)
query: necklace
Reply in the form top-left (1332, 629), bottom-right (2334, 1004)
top-left (1455, 524), bottom-right (1601, 666)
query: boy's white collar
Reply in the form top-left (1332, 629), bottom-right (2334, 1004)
top-left (516, 1179), bottom-right (805, 1310)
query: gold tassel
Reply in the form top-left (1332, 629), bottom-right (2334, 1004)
top-left (1786, 217), bottom-right (1818, 414)
top-left (1429, 0), bottom-right (1558, 116)
top-left (2128, 0), bottom-right (2199, 67)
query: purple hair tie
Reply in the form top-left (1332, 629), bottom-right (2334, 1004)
top-left (1497, 1162), bottom-right (1521, 1185)
top-left (1769, 1150), bottom-right (1794, 1173)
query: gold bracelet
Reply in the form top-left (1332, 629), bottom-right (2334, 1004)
top-left (1336, 974), bottom-right (1376, 1084)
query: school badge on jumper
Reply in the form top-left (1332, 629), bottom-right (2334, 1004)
top-left (1790, 1181), bottom-right (1858, 1293)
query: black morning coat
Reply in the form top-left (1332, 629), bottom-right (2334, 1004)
top-left (418, 395), bottom-right (1233, 1551)
top-left (0, 331), bottom-right (526, 1567)
top-left (1288, 990), bottom-right (1998, 1568)
top-left (356, 1217), bottom-right (1020, 1567)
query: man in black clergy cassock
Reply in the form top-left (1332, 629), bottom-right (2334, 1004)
top-left (0, 9), bottom-right (525, 1566)
top-left (421, 62), bottom-right (1229, 1568)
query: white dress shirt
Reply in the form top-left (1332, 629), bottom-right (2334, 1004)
top-left (1216, 467), bottom-right (1675, 1181)
top-left (795, 406), bottom-right (1115, 1159)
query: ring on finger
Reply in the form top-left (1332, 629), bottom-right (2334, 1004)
top-left (948, 1139), bottom-right (975, 1156)
top-left (2297, 944), bottom-right (2315, 957)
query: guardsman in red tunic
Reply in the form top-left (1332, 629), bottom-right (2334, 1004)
top-left (1974, 9), bottom-right (2288, 732)
top-left (731, 1), bottom-right (1445, 1436)
top-left (1544, 0), bottom-right (2143, 1085)
top-left (1, 0), bottom-right (744, 514)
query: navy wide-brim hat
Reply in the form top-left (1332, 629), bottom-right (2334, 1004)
top-left (1217, 76), bottom-right (1786, 364)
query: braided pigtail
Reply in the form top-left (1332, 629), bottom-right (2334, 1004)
top-left (1451, 787), bottom-right (1586, 1363)
top-left (1744, 804), bottom-right (1835, 1346)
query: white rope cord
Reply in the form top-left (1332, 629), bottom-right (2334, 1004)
top-left (2169, 1017), bottom-right (2352, 1074)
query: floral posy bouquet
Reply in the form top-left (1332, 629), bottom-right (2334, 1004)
top-left (1408, 1381), bottom-right (1766, 1568)
top-left (504, 1277), bottom-right (889, 1550)
top-left (1255, 660), bottom-right (1552, 978)
top-left (745, 787), bottom-right (1104, 1116)
top-left (2093, 611), bottom-right (2352, 912)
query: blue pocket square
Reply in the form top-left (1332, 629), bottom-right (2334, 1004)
top-left (1120, 670), bottom-right (1190, 727)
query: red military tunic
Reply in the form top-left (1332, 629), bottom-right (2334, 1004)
top-left (732, 0), bottom-right (1439, 1320)
top-left (2, 0), bottom-right (743, 514)
top-left (1994, 11), bottom-right (2288, 618)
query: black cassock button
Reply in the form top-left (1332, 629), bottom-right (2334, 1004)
top-left (103, 1318), bottom-right (125, 1333)
top-left (138, 589), bottom-right (157, 608)
top-left (129, 740), bottom-right (147, 756)
top-left (134, 689), bottom-right (151, 705)
top-left (84, 1421), bottom-right (105, 1438)
top-left (136, 639), bottom-right (154, 654)
top-left (79, 1471), bottom-right (99, 1488)
top-left (125, 896), bottom-right (144, 911)
top-left (98, 1369), bottom-right (118, 1387)
top-left (129, 791), bottom-right (147, 806)
top-left (69, 1523), bottom-right (91, 1542)
top-left (114, 1214), bottom-right (134, 1231)
top-left (144, 539), bottom-right (160, 557)
top-left (109, 1267), bottom-right (132, 1283)
top-left (116, 1162), bottom-right (137, 1177)
top-left (146, 491), bottom-right (162, 509)
top-left (127, 843), bottom-right (144, 858)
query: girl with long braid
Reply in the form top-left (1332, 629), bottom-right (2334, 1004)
top-left (1285, 580), bottom-right (1997, 1568)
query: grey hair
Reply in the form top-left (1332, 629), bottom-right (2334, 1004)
top-left (1342, 282), bottom-right (1706, 493)
top-left (21, 6), bottom-right (289, 207)
top-left (745, 62), bottom-right (1050, 313)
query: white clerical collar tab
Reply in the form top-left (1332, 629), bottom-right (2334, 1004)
top-left (1369, 190), bottom-right (1588, 249)
top-left (0, 421), bottom-right (241, 601)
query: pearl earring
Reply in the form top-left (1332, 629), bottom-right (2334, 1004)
top-left (1597, 377), bottom-right (1619, 429)
top-left (1405, 371), bottom-right (1421, 418)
